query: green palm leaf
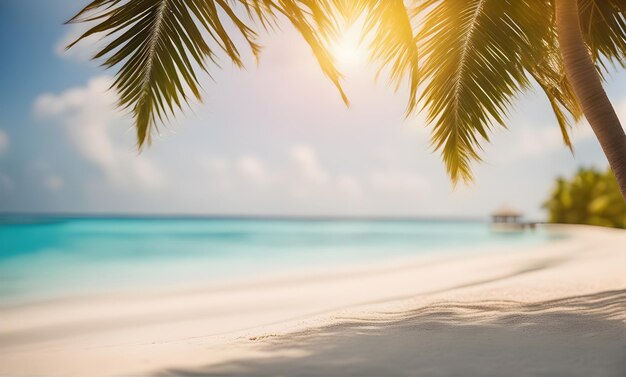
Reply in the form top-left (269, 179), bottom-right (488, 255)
top-left (525, 6), bottom-right (583, 151)
top-left (417, 0), bottom-right (549, 183)
top-left (67, 0), bottom-right (626, 187)
top-left (67, 0), bottom-right (346, 147)
top-left (578, 0), bottom-right (626, 68)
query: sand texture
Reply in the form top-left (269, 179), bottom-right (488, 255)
top-left (1, 224), bottom-right (625, 376)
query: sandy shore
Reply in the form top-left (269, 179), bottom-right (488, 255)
top-left (1, 224), bottom-right (625, 376)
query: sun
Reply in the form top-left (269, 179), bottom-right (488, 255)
top-left (330, 26), bottom-right (366, 70)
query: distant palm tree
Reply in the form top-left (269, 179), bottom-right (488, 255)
top-left (68, 0), bottom-right (626, 199)
top-left (543, 167), bottom-right (626, 228)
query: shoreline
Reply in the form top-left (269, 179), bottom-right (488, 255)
top-left (0, 224), bottom-right (564, 309)
top-left (1, 224), bottom-right (625, 376)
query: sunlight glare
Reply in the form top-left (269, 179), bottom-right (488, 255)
top-left (330, 25), bottom-right (366, 70)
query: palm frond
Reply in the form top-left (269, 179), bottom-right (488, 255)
top-left (67, 0), bottom-right (613, 187)
top-left (577, 0), bottom-right (626, 68)
top-left (342, 0), bottom-right (419, 114)
top-left (68, 0), bottom-right (345, 147)
top-left (266, 0), bottom-right (348, 104)
top-left (525, 6), bottom-right (583, 151)
top-left (530, 62), bottom-right (581, 151)
top-left (417, 0), bottom-right (548, 184)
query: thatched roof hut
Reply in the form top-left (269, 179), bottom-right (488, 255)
top-left (491, 204), bottom-right (523, 224)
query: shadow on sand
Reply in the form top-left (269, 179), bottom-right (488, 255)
top-left (157, 289), bottom-right (626, 377)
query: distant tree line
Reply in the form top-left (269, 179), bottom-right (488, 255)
top-left (544, 168), bottom-right (626, 228)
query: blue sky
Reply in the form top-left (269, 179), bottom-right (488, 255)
top-left (1, 1), bottom-right (626, 219)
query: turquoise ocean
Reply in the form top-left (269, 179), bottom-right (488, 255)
top-left (0, 217), bottom-right (562, 305)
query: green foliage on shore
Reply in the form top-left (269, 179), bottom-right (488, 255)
top-left (543, 168), bottom-right (626, 228)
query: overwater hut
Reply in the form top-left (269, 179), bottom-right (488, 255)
top-left (491, 204), bottom-right (522, 224)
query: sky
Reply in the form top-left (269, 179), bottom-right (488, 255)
top-left (1, 1), bottom-right (626, 219)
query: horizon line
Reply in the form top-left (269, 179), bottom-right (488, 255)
top-left (0, 211), bottom-right (493, 222)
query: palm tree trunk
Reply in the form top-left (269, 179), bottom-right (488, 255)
top-left (555, 0), bottom-right (626, 200)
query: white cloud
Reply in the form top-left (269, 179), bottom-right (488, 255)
top-left (488, 96), bottom-right (626, 164)
top-left (189, 145), bottom-right (369, 208)
top-left (289, 145), bottom-right (329, 185)
top-left (0, 130), bottom-right (8, 153)
top-left (503, 97), bottom-right (626, 162)
top-left (512, 126), bottom-right (565, 159)
top-left (238, 155), bottom-right (269, 184)
top-left (187, 145), bottom-right (437, 212)
top-left (499, 120), bottom-right (596, 163)
top-left (34, 76), bottom-right (165, 191)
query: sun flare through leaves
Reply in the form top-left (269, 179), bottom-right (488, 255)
top-left (66, 0), bottom-right (626, 188)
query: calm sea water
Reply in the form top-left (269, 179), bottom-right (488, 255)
top-left (0, 217), bottom-right (561, 305)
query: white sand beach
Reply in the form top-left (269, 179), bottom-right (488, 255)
top-left (1, 224), bottom-right (625, 377)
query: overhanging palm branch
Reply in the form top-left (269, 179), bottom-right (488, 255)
top-left (414, 0), bottom-right (617, 184)
top-left (578, 0), bottom-right (626, 68)
top-left (521, 1), bottom-right (583, 151)
top-left (342, 0), bottom-right (419, 114)
top-left (526, 33), bottom-right (583, 151)
top-left (68, 0), bottom-right (626, 186)
top-left (67, 0), bottom-right (347, 147)
top-left (417, 0), bottom-right (550, 183)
